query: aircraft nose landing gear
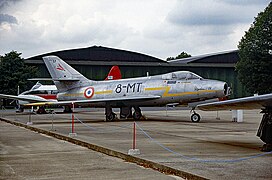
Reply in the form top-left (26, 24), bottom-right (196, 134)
top-left (191, 111), bottom-right (201, 123)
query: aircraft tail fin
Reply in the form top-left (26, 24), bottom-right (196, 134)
top-left (43, 56), bottom-right (91, 92)
top-left (105, 66), bottom-right (121, 80)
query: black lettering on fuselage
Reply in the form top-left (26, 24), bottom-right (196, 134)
top-left (115, 84), bottom-right (122, 93)
top-left (127, 83), bottom-right (135, 93)
top-left (115, 82), bottom-right (142, 94)
top-left (136, 83), bottom-right (142, 92)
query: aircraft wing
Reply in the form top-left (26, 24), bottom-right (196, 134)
top-left (197, 93), bottom-right (272, 111)
top-left (24, 95), bottom-right (161, 106)
top-left (0, 94), bottom-right (52, 103)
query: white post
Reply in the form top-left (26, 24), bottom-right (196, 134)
top-left (232, 110), bottom-right (243, 122)
top-left (17, 85), bottom-right (20, 95)
top-left (237, 110), bottom-right (243, 122)
top-left (27, 108), bottom-right (33, 125)
top-left (50, 110), bottom-right (55, 131)
top-left (165, 105), bottom-right (168, 116)
top-left (232, 110), bottom-right (237, 122)
top-left (216, 111), bottom-right (220, 120)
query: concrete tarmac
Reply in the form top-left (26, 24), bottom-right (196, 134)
top-left (0, 120), bottom-right (179, 180)
top-left (1, 108), bottom-right (272, 179)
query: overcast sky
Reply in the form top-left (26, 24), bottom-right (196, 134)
top-left (0, 0), bottom-right (270, 59)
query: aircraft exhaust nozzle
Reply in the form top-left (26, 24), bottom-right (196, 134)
top-left (224, 83), bottom-right (231, 96)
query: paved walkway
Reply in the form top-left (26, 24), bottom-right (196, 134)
top-left (0, 121), bottom-right (179, 180)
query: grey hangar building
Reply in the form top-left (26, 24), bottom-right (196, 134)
top-left (25, 46), bottom-right (248, 98)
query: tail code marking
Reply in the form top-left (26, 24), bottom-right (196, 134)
top-left (56, 64), bottom-right (65, 71)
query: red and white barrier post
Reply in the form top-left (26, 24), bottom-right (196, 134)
top-left (133, 122), bottom-right (136, 149)
top-left (128, 122), bottom-right (140, 155)
top-left (69, 102), bottom-right (77, 137)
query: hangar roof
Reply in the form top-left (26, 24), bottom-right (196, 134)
top-left (168, 50), bottom-right (239, 64)
top-left (25, 46), bottom-right (239, 67)
top-left (26, 46), bottom-right (165, 63)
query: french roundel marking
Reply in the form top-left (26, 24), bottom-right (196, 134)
top-left (84, 87), bottom-right (94, 99)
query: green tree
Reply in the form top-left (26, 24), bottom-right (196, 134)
top-left (166, 57), bottom-right (175, 61)
top-left (166, 51), bottom-right (191, 61)
top-left (236, 2), bottom-right (272, 94)
top-left (0, 51), bottom-right (37, 95)
top-left (175, 52), bottom-right (191, 59)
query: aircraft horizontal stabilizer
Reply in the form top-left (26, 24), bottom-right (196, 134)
top-left (28, 78), bottom-right (53, 81)
top-left (0, 94), bottom-right (52, 103)
top-left (29, 78), bottom-right (80, 81)
top-left (24, 95), bottom-right (160, 107)
top-left (52, 78), bottom-right (80, 81)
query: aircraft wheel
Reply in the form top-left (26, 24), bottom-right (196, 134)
top-left (37, 106), bottom-right (47, 114)
top-left (16, 107), bottom-right (24, 113)
top-left (63, 106), bottom-right (73, 113)
top-left (191, 113), bottom-right (201, 123)
top-left (106, 112), bottom-right (116, 122)
top-left (133, 111), bottom-right (142, 120)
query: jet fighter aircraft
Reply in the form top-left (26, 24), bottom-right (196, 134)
top-left (26, 56), bottom-right (230, 122)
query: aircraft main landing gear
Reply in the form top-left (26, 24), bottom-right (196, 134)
top-left (63, 106), bottom-right (73, 113)
top-left (105, 105), bottom-right (143, 121)
top-left (120, 106), bottom-right (132, 119)
top-left (106, 112), bottom-right (116, 122)
top-left (257, 108), bottom-right (272, 152)
top-left (191, 111), bottom-right (201, 123)
top-left (16, 107), bottom-right (24, 113)
top-left (105, 105), bottom-right (116, 122)
top-left (133, 106), bottom-right (142, 120)
top-left (36, 106), bottom-right (47, 114)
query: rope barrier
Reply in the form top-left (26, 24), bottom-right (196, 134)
top-left (74, 114), bottom-right (133, 133)
top-left (74, 115), bottom-right (97, 130)
top-left (135, 122), bottom-right (272, 163)
top-left (22, 108), bottom-right (271, 163)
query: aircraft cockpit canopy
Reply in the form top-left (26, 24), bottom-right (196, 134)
top-left (162, 71), bottom-right (202, 80)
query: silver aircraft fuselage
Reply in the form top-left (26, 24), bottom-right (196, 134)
top-left (57, 71), bottom-right (229, 107)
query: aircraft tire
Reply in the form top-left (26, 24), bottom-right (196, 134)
top-left (63, 106), bottom-right (73, 113)
top-left (133, 111), bottom-right (142, 120)
top-left (191, 113), bottom-right (201, 123)
top-left (37, 106), bottom-right (47, 114)
top-left (106, 112), bottom-right (116, 122)
top-left (16, 107), bottom-right (24, 113)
